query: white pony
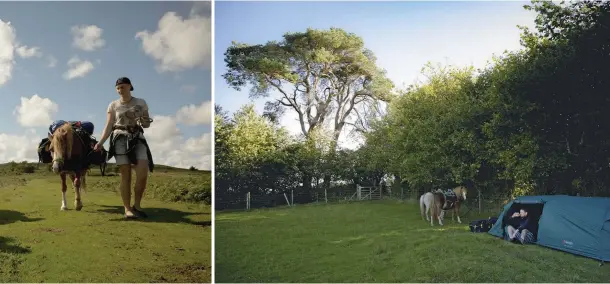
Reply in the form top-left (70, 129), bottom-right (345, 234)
top-left (419, 191), bottom-right (444, 226)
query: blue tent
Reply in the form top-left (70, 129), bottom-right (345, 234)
top-left (488, 195), bottom-right (610, 262)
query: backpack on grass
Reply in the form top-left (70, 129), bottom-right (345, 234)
top-left (469, 217), bottom-right (498, 233)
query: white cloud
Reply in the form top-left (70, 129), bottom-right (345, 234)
top-left (180, 84), bottom-right (197, 94)
top-left (0, 132), bottom-right (41, 163)
top-left (14, 94), bottom-right (59, 127)
top-left (144, 114), bottom-right (211, 170)
top-left (47, 55), bottom-right (57, 68)
top-left (71, 25), bottom-right (105, 51)
top-left (175, 101), bottom-right (212, 126)
top-left (16, 45), bottom-right (42, 58)
top-left (0, 20), bottom-right (16, 86)
top-left (63, 56), bottom-right (94, 80)
top-left (135, 3), bottom-right (211, 72)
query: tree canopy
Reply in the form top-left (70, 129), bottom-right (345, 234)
top-left (216, 1), bottom-right (610, 208)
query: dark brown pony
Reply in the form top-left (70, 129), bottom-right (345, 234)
top-left (48, 122), bottom-right (88, 211)
top-left (440, 186), bottom-right (468, 224)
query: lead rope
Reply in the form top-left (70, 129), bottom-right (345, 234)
top-left (136, 116), bottom-right (154, 127)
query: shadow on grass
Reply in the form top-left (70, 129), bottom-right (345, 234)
top-left (0, 210), bottom-right (44, 225)
top-left (0, 236), bottom-right (31, 254)
top-left (97, 205), bottom-right (211, 227)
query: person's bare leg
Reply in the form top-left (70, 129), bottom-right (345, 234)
top-left (120, 164), bottom-right (135, 217)
top-left (506, 225), bottom-right (517, 240)
top-left (133, 159), bottom-right (148, 211)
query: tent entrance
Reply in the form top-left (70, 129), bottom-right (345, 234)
top-left (499, 202), bottom-right (545, 239)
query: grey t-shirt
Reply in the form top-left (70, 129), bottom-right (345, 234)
top-left (107, 97), bottom-right (150, 129)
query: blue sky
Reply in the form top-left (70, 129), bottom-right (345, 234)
top-left (0, 1), bottom-right (211, 170)
top-left (214, 1), bottom-right (538, 148)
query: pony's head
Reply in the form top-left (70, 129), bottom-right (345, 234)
top-left (454, 186), bottom-right (468, 201)
top-left (48, 123), bottom-right (73, 173)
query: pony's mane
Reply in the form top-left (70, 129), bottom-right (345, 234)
top-left (455, 186), bottom-right (467, 193)
top-left (51, 123), bottom-right (73, 160)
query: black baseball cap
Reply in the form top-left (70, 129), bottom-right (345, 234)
top-left (115, 77), bottom-right (134, 91)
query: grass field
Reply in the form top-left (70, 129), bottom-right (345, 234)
top-left (215, 200), bottom-right (610, 283)
top-left (0, 162), bottom-right (211, 283)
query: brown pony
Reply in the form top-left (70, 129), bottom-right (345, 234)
top-left (48, 122), bottom-right (88, 211)
top-left (440, 186), bottom-right (468, 224)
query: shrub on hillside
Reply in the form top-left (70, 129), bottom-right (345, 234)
top-left (88, 172), bottom-right (212, 205)
top-left (22, 165), bottom-right (35, 174)
top-left (4, 161), bottom-right (37, 175)
top-left (147, 174), bottom-right (211, 204)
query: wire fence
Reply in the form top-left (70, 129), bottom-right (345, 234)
top-left (215, 185), bottom-right (510, 216)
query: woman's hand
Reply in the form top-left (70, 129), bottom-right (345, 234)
top-left (512, 212), bottom-right (520, 218)
top-left (93, 142), bottom-right (103, 152)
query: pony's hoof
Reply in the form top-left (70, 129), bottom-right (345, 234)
top-left (75, 202), bottom-right (83, 211)
top-left (61, 206), bottom-right (67, 211)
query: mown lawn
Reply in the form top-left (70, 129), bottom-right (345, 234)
top-left (215, 200), bottom-right (610, 283)
top-left (0, 169), bottom-right (211, 283)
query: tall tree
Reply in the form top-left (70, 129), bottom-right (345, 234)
top-left (223, 28), bottom-right (395, 143)
top-left (223, 27), bottom-right (395, 189)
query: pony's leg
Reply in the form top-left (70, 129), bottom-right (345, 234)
top-left (60, 173), bottom-right (68, 210)
top-left (438, 207), bottom-right (444, 226)
top-left (430, 201), bottom-right (435, 226)
top-left (72, 173), bottom-right (83, 211)
top-left (456, 204), bottom-right (462, 224)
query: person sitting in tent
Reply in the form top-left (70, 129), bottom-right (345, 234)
top-left (505, 208), bottom-right (536, 244)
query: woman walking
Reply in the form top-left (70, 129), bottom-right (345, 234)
top-left (94, 77), bottom-right (154, 219)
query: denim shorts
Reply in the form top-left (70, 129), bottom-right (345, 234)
top-left (113, 133), bottom-right (148, 165)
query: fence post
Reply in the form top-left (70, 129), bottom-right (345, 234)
top-left (478, 190), bottom-right (482, 214)
top-left (283, 192), bottom-right (291, 207)
top-left (291, 190), bottom-right (294, 206)
top-left (401, 187), bottom-right (404, 200)
top-left (325, 188), bottom-right (328, 204)
top-left (246, 192), bottom-right (251, 210)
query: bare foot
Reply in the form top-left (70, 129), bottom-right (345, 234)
top-left (124, 209), bottom-right (138, 219)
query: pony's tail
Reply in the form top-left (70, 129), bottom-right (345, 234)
top-left (419, 194), bottom-right (426, 219)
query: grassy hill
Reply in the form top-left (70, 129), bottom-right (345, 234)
top-left (215, 200), bottom-right (610, 283)
top-left (0, 160), bottom-right (211, 282)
